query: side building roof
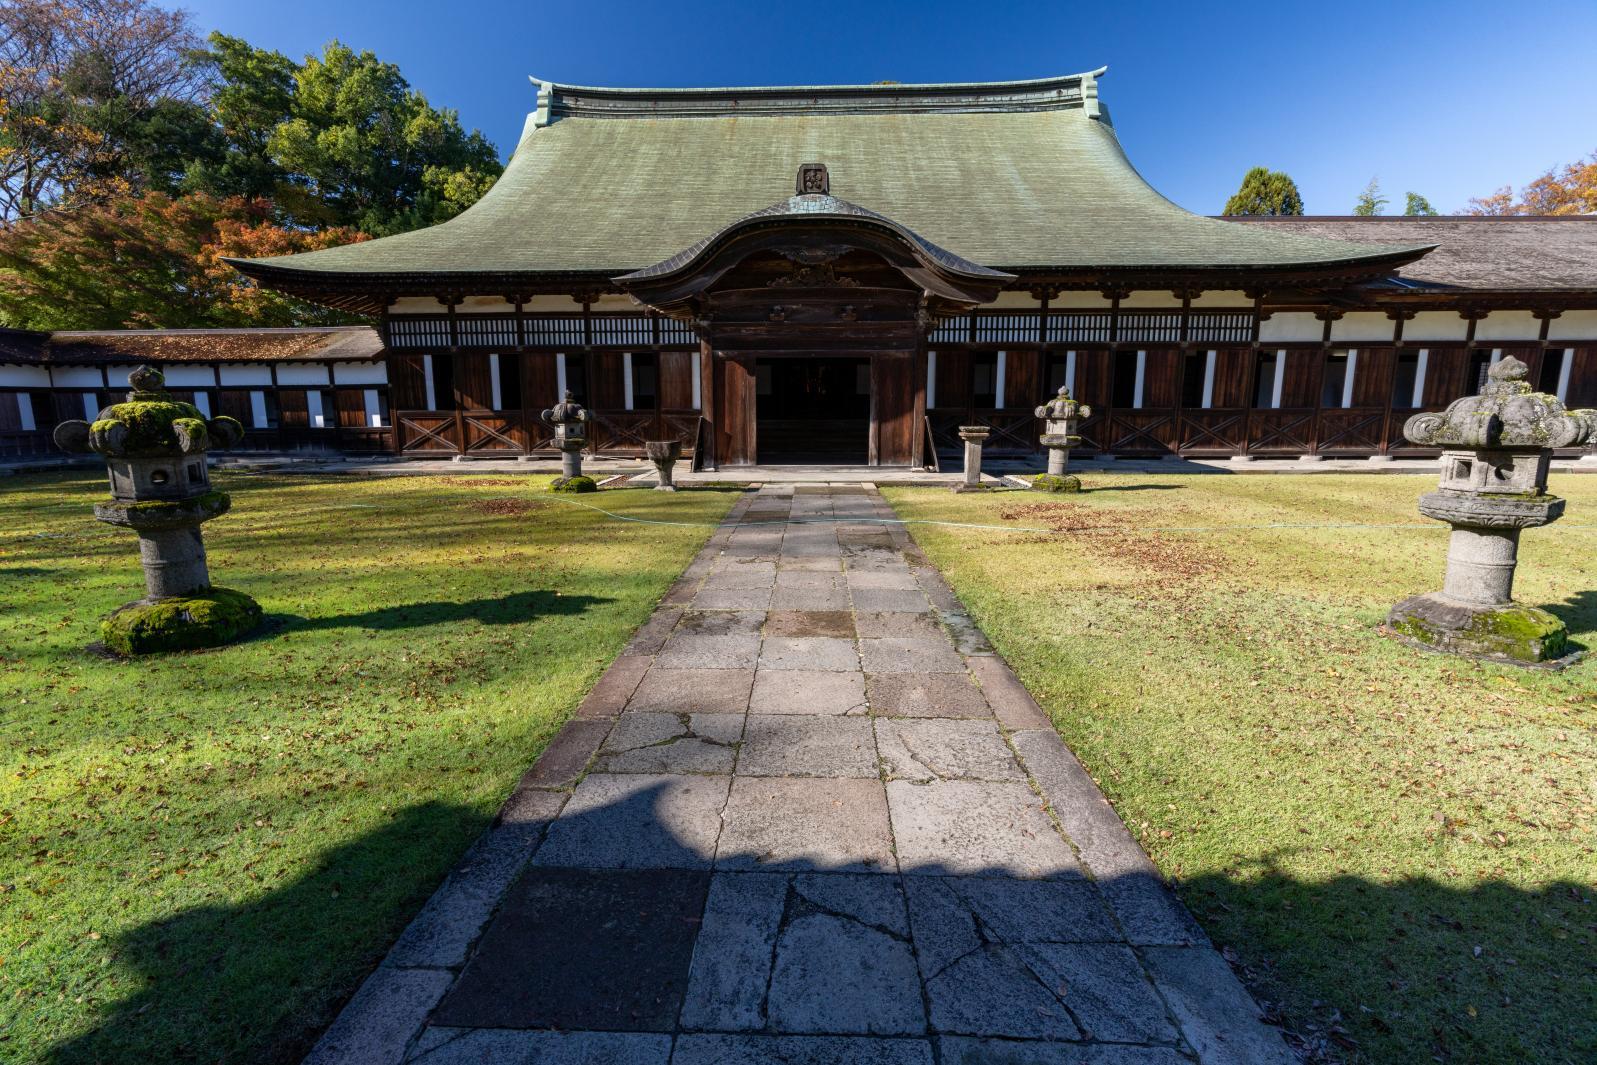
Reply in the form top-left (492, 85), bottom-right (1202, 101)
top-left (1230, 216), bottom-right (1597, 292)
top-left (230, 70), bottom-right (1427, 305)
top-left (0, 326), bottom-right (382, 366)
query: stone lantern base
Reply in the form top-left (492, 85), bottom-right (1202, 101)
top-left (1385, 594), bottom-right (1574, 668)
top-left (99, 587), bottom-right (263, 656)
top-left (1031, 473), bottom-right (1082, 493)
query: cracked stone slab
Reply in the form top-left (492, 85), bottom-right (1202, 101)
top-left (778, 556), bottom-right (843, 572)
top-left (859, 637), bottom-right (964, 674)
top-left (888, 780), bottom-right (1081, 878)
top-left (1141, 945), bottom-right (1297, 1064)
top-left (775, 571), bottom-right (845, 590)
top-left (771, 585), bottom-right (853, 610)
top-left (702, 562), bottom-right (777, 589)
top-left (939, 612), bottom-right (994, 655)
top-left (626, 667), bottom-right (753, 715)
top-left (596, 712), bottom-right (743, 774)
top-left (718, 777), bottom-right (894, 872)
top-left (680, 873), bottom-right (787, 1030)
top-left (925, 945), bottom-right (1083, 1039)
top-left (304, 967), bottom-right (451, 1065)
top-left (769, 910), bottom-right (924, 1034)
top-left (575, 655), bottom-right (653, 718)
top-left (966, 656), bottom-right (1052, 729)
top-left (866, 673), bottom-right (992, 718)
top-left (656, 633), bottom-right (762, 669)
top-left (764, 609), bottom-right (855, 638)
top-left (845, 569), bottom-right (920, 590)
top-left (739, 715), bottom-right (878, 777)
top-left (759, 636), bottom-right (859, 672)
top-left (408, 1030), bottom-right (671, 1063)
top-left (533, 773), bottom-right (729, 870)
top-left (750, 669), bottom-right (867, 715)
top-left (673, 1035), bottom-right (933, 1065)
top-left (851, 587), bottom-right (932, 613)
top-left (691, 586), bottom-right (774, 610)
top-left (623, 610), bottom-right (681, 655)
top-left (954, 877), bottom-right (1121, 944)
top-left (875, 719), bottom-right (1025, 783)
top-left (938, 1039), bottom-right (1191, 1065)
top-left (431, 866), bottom-right (710, 1032)
top-left (1019, 943), bottom-right (1176, 1044)
top-left (677, 609), bottom-right (766, 636)
top-left (854, 610), bottom-right (945, 639)
top-left (516, 719), bottom-right (609, 787)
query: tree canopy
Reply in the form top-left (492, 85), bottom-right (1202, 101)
top-left (1468, 150), bottom-right (1597, 216)
top-left (1222, 167), bottom-right (1304, 216)
top-left (1403, 192), bottom-right (1438, 216)
top-left (1352, 177), bottom-right (1388, 216)
top-left (0, 0), bottom-right (503, 328)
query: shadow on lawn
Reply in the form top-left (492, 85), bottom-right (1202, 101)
top-left (47, 801), bottom-right (488, 1065)
top-left (1545, 589), bottom-right (1597, 641)
top-left (45, 784), bottom-right (1597, 1065)
top-left (271, 589), bottom-right (612, 634)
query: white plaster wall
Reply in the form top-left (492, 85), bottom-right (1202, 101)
top-left (1330, 313), bottom-right (1396, 343)
top-left (1258, 312), bottom-right (1322, 343)
top-left (459, 296), bottom-right (517, 312)
top-left (219, 365), bottom-right (273, 386)
top-left (276, 363), bottom-right (330, 386)
top-left (50, 366), bottom-right (103, 387)
top-left (1053, 291), bottom-right (1113, 309)
top-left (390, 296), bottom-right (450, 313)
top-left (332, 361), bottom-right (388, 385)
top-left (1473, 311), bottom-right (1542, 342)
top-left (1403, 312), bottom-right (1469, 341)
top-left (1188, 290), bottom-right (1251, 308)
top-left (983, 291), bottom-right (1041, 309)
top-left (1547, 310), bottom-right (1597, 342)
top-left (524, 294), bottom-right (585, 312)
top-left (1119, 291), bottom-right (1182, 309)
top-left (0, 364), bottom-right (51, 388)
top-left (162, 365), bottom-right (216, 386)
top-left (104, 365), bottom-right (142, 386)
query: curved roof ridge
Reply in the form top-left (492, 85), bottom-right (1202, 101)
top-left (528, 68), bottom-right (1108, 97)
top-left (525, 69), bottom-right (1111, 126)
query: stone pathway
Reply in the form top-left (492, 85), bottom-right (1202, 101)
top-left (308, 485), bottom-right (1295, 1065)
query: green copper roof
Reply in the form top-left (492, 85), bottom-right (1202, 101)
top-left (235, 71), bottom-right (1427, 282)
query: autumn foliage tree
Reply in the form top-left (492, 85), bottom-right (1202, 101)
top-left (1468, 150), bottom-right (1597, 216)
top-left (0, 191), bottom-right (365, 328)
top-left (0, 0), bottom-right (502, 328)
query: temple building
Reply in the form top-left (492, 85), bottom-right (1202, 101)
top-left (4, 69), bottom-right (1595, 465)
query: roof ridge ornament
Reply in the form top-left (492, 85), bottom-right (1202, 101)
top-left (1081, 69), bottom-right (1101, 121)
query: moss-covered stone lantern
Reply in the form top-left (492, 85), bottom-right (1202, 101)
top-left (53, 365), bottom-right (262, 655)
top-left (541, 390), bottom-right (590, 487)
top-left (1385, 356), bottom-right (1596, 666)
top-left (1033, 385), bottom-right (1091, 492)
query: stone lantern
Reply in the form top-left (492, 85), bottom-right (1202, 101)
top-left (645, 439), bottom-right (682, 491)
top-left (53, 365), bottom-right (262, 655)
top-left (1033, 385), bottom-right (1092, 492)
top-left (954, 425), bottom-right (991, 493)
top-left (541, 390), bottom-right (589, 483)
top-left (1386, 356), bottom-right (1596, 666)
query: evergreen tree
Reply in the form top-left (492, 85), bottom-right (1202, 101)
top-left (1403, 192), bottom-right (1438, 216)
top-left (1353, 177), bottom-right (1388, 216)
top-left (1222, 167), bottom-right (1304, 216)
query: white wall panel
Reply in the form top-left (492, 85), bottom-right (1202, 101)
top-left (332, 361), bottom-right (387, 385)
top-left (1403, 312), bottom-right (1469, 341)
top-left (0, 364), bottom-right (51, 388)
top-left (275, 362), bottom-right (330, 385)
top-left (1547, 310), bottom-right (1597, 342)
top-left (1473, 311), bottom-right (1541, 342)
top-left (51, 366), bottom-right (104, 387)
top-left (219, 365), bottom-right (273, 386)
top-left (162, 365), bottom-right (216, 386)
top-left (1258, 312), bottom-right (1322, 342)
top-left (1330, 313), bottom-right (1395, 343)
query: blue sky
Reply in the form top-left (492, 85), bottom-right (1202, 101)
top-left (182, 0), bottom-right (1597, 215)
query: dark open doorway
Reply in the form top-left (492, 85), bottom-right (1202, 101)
top-left (756, 357), bottom-right (871, 463)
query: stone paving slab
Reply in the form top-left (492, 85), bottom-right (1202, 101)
top-left (307, 484), bottom-right (1293, 1065)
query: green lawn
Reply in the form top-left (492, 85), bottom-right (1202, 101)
top-left (0, 470), bottom-right (735, 1064)
top-left (884, 474), bottom-right (1597, 1065)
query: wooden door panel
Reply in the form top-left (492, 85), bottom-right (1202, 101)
top-left (872, 354), bottom-right (916, 466)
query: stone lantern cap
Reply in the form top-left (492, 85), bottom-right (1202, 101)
top-left (958, 425), bottom-right (991, 440)
top-left (542, 391), bottom-right (589, 428)
top-left (53, 364), bottom-right (246, 459)
top-left (1035, 386), bottom-right (1092, 423)
top-left (1403, 356), bottom-right (1596, 451)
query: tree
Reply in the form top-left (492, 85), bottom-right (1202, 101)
top-left (0, 190), bottom-right (366, 329)
top-left (1467, 150), bottom-right (1597, 215)
top-left (0, 0), bottom-right (208, 220)
top-left (1222, 167), bottom-right (1303, 216)
top-left (1352, 177), bottom-right (1388, 216)
top-left (1403, 192), bottom-right (1438, 216)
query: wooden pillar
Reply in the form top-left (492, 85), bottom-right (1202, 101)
top-left (911, 338), bottom-right (928, 468)
top-left (698, 338), bottom-right (717, 470)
